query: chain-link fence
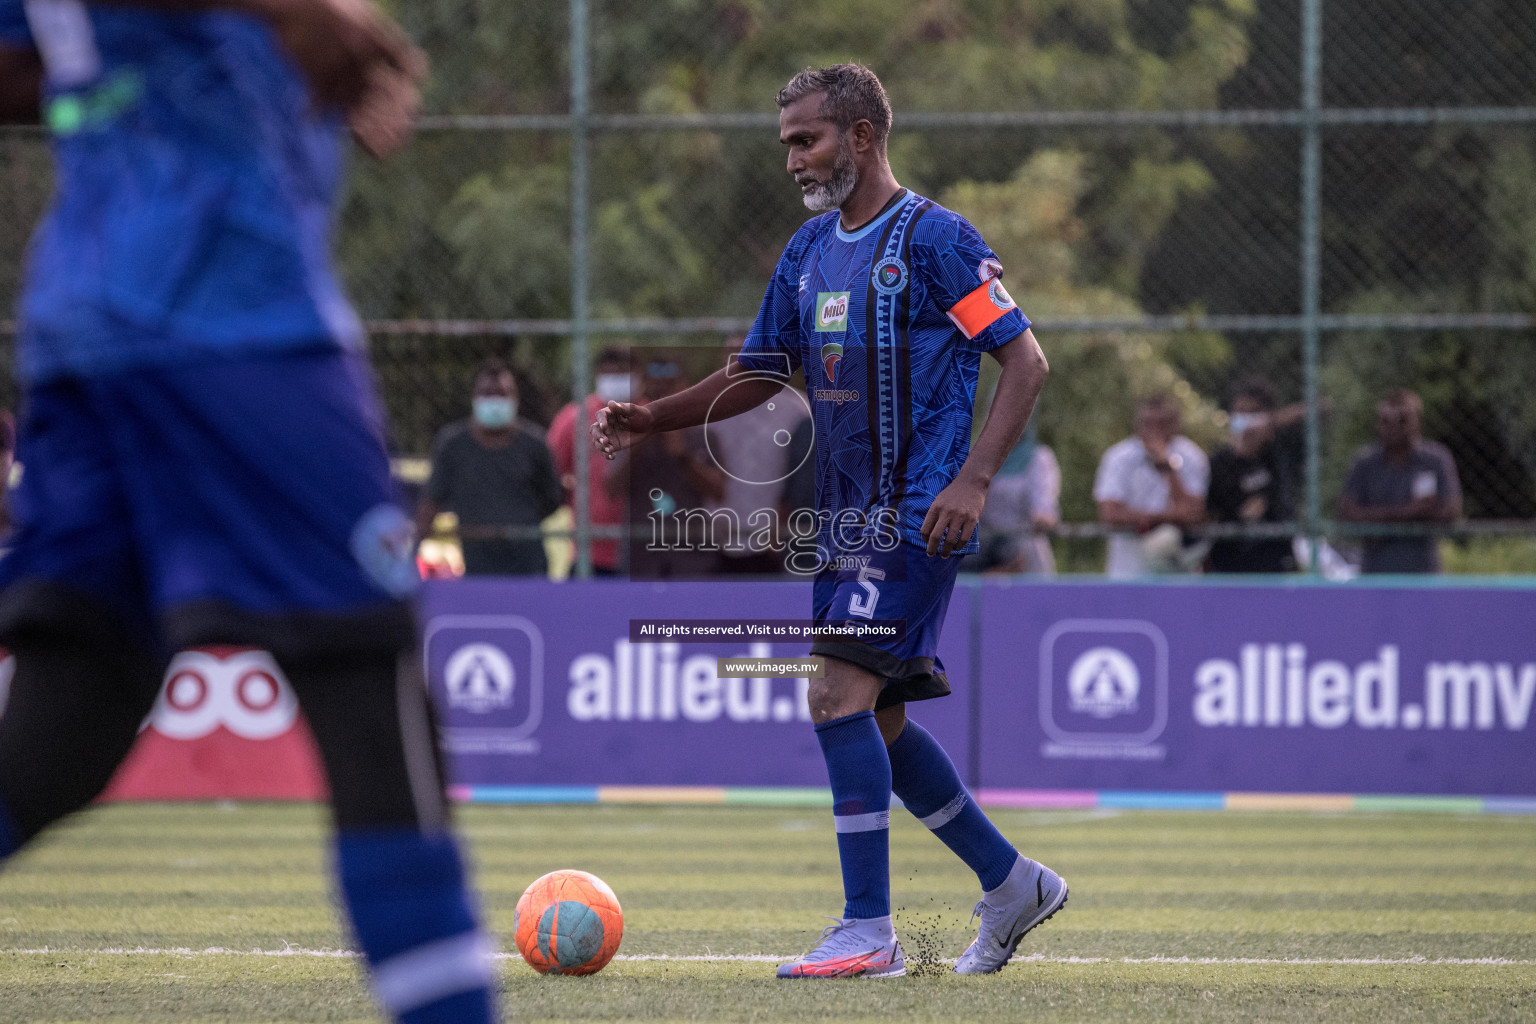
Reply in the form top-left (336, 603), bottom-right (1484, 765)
top-left (2, 0), bottom-right (1535, 575)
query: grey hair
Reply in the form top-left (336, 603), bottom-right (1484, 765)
top-left (776, 63), bottom-right (892, 146)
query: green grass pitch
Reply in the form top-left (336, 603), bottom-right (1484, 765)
top-left (0, 802), bottom-right (1532, 1023)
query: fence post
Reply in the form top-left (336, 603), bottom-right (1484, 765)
top-left (569, 0), bottom-right (593, 578)
top-left (1300, 0), bottom-right (1323, 571)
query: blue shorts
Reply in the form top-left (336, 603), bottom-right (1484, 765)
top-left (0, 349), bottom-right (417, 657)
top-left (809, 540), bottom-right (963, 709)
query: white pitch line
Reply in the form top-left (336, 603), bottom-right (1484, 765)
top-left (2, 948), bottom-right (1531, 967)
top-left (1011, 953), bottom-right (1535, 966)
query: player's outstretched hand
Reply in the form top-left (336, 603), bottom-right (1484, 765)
top-left (349, 58), bottom-right (426, 159)
top-left (591, 402), bottom-right (654, 460)
top-left (259, 0), bottom-right (427, 156)
top-left (921, 475), bottom-right (987, 558)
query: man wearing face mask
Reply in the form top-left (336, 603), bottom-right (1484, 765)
top-left (547, 348), bottom-right (634, 574)
top-left (416, 359), bottom-right (563, 576)
top-left (1206, 380), bottom-right (1305, 573)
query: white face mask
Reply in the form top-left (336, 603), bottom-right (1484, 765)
top-left (595, 373), bottom-right (632, 403)
top-left (473, 396), bottom-right (515, 430)
top-left (1230, 411), bottom-right (1269, 438)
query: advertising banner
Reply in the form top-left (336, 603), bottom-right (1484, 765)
top-left (975, 581), bottom-right (1536, 795)
top-left (34, 578), bottom-right (1530, 803)
top-left (421, 579), bottom-right (973, 789)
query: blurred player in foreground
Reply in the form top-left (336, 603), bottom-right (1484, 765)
top-left (594, 63), bottom-right (1063, 978)
top-left (0, 3), bottom-right (497, 1021)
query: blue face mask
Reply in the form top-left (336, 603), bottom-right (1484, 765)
top-left (473, 396), bottom-right (515, 430)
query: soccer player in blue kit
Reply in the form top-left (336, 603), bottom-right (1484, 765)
top-left (0, 2), bottom-right (497, 1021)
top-left (594, 64), bottom-right (1065, 978)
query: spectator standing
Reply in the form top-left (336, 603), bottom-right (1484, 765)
top-left (1206, 381), bottom-right (1304, 573)
top-left (610, 360), bottom-right (724, 578)
top-left (975, 425), bottom-right (1059, 575)
top-left (1338, 388), bottom-right (1461, 573)
top-left (416, 359), bottom-right (562, 576)
top-left (1094, 394), bottom-right (1209, 578)
top-left (706, 338), bottom-right (810, 574)
top-left (547, 348), bottom-right (633, 574)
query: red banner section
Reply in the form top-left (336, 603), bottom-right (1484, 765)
top-left (97, 647), bottom-right (326, 802)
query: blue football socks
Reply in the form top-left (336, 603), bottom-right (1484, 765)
top-left (334, 829), bottom-right (496, 1024)
top-left (888, 720), bottom-right (1017, 892)
top-left (815, 711), bottom-right (892, 920)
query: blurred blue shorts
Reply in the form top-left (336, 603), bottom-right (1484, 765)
top-left (0, 348), bottom-right (417, 655)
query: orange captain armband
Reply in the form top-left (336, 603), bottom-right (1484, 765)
top-left (946, 276), bottom-right (1019, 340)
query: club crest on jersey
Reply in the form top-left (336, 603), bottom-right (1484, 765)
top-left (820, 341), bottom-right (843, 383)
top-left (816, 291), bottom-right (850, 332)
top-left (871, 256), bottom-right (908, 295)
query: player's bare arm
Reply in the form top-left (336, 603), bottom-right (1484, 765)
top-left (590, 366), bottom-right (779, 460)
top-left (921, 329), bottom-right (1049, 557)
top-left (88, 0), bottom-right (425, 157)
top-left (0, 43), bottom-right (41, 123)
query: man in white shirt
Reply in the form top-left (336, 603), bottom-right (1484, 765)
top-left (1094, 394), bottom-right (1209, 578)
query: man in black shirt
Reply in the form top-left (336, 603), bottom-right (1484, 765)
top-left (416, 359), bottom-right (564, 576)
top-left (1206, 380), bottom-right (1303, 573)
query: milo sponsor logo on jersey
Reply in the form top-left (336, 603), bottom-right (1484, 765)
top-left (816, 291), bottom-right (850, 332)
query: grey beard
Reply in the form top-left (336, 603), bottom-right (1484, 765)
top-left (801, 140), bottom-right (858, 212)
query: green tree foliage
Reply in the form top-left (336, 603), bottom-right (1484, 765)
top-left (358, 0), bottom-right (1256, 477)
top-left (951, 150), bottom-right (1226, 520)
top-left (1149, 0), bottom-right (1536, 519)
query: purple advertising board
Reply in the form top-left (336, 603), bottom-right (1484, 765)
top-left (421, 578), bottom-right (1534, 797)
top-left (976, 580), bottom-right (1536, 795)
top-left (420, 579), bottom-right (971, 788)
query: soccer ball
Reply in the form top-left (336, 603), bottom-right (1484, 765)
top-left (513, 869), bottom-right (624, 975)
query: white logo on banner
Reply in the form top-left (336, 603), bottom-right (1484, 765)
top-left (150, 650), bottom-right (299, 740)
top-left (445, 642), bottom-right (516, 713)
top-left (1067, 647), bottom-right (1140, 718)
top-left (424, 616), bottom-right (545, 754)
top-left (1039, 619), bottom-right (1169, 757)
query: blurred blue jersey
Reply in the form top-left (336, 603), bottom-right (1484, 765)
top-left (739, 191), bottom-right (1030, 556)
top-left (0, 0), bottom-right (360, 382)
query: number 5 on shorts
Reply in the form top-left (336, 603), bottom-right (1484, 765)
top-left (848, 566), bottom-right (886, 619)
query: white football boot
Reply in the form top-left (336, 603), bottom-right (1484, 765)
top-left (953, 856), bottom-right (1068, 975)
top-left (777, 915), bottom-right (906, 979)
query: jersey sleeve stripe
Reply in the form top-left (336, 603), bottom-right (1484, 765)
top-left (945, 281), bottom-right (1011, 340)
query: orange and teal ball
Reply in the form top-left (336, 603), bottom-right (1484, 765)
top-left (514, 869), bottom-right (624, 976)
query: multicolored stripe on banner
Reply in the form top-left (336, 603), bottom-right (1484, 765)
top-left (447, 785), bottom-right (1536, 814)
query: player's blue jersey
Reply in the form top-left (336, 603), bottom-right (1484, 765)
top-left (0, 0), bottom-right (361, 382)
top-left (738, 191), bottom-right (1030, 556)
